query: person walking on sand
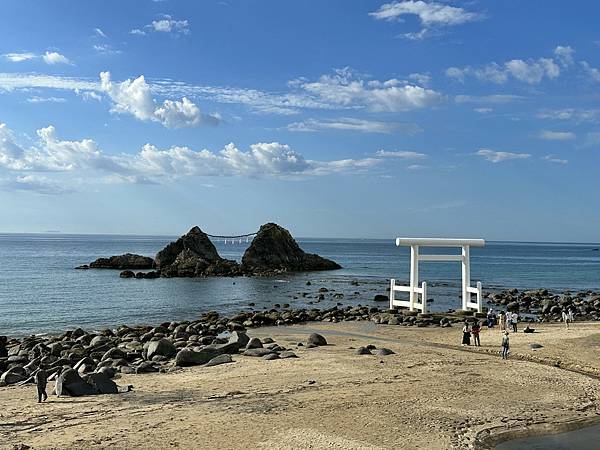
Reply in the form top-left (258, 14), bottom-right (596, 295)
top-left (511, 312), bottom-right (518, 333)
top-left (34, 368), bottom-right (48, 403)
top-left (472, 321), bottom-right (481, 347)
top-left (487, 309), bottom-right (495, 328)
top-left (501, 331), bottom-right (510, 359)
top-left (461, 322), bottom-right (471, 346)
top-left (562, 310), bottom-right (570, 329)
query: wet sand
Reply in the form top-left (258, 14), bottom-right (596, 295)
top-left (1, 321), bottom-right (599, 449)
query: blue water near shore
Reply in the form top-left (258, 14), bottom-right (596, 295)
top-left (495, 424), bottom-right (600, 449)
top-left (1, 234), bottom-right (599, 336)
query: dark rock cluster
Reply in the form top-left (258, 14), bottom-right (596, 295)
top-left (485, 289), bottom-right (600, 322)
top-left (76, 253), bottom-right (154, 270)
top-left (81, 223), bottom-right (341, 278)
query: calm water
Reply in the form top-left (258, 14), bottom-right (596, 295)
top-left (1, 234), bottom-right (599, 336)
top-left (495, 424), bottom-right (600, 450)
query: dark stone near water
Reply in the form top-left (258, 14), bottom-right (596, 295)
top-left (120, 270), bottom-right (135, 278)
top-left (146, 339), bottom-right (176, 360)
top-left (89, 253), bottom-right (154, 270)
top-left (205, 354), bottom-right (233, 367)
top-left (377, 348), bottom-right (395, 356)
top-left (175, 348), bottom-right (219, 366)
top-left (262, 353), bottom-right (280, 360)
top-left (228, 331), bottom-right (250, 348)
top-left (374, 294), bottom-right (389, 302)
top-left (242, 348), bottom-right (273, 357)
top-left (0, 366), bottom-right (27, 385)
top-left (83, 372), bottom-right (118, 394)
top-left (241, 223), bottom-right (341, 274)
top-left (355, 347), bottom-right (372, 355)
top-left (155, 226), bottom-right (242, 277)
top-left (307, 333), bottom-right (327, 346)
top-left (245, 338), bottom-right (263, 349)
top-left (56, 369), bottom-right (96, 397)
top-left (279, 351), bottom-right (298, 358)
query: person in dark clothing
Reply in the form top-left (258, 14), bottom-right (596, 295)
top-left (472, 321), bottom-right (481, 346)
top-left (34, 368), bottom-right (48, 403)
top-left (461, 322), bottom-right (471, 346)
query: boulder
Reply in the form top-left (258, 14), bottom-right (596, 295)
top-left (355, 347), bottom-right (372, 355)
top-left (175, 348), bottom-right (219, 367)
top-left (155, 227), bottom-right (241, 277)
top-left (89, 254), bottom-right (154, 270)
top-left (228, 331), bottom-right (250, 348)
top-left (242, 348), bottom-right (273, 357)
top-left (245, 338), bottom-right (263, 350)
top-left (146, 339), bottom-right (176, 360)
top-left (241, 223), bottom-right (341, 274)
top-left (56, 369), bottom-right (96, 397)
top-left (205, 354), bottom-right (233, 367)
top-left (83, 372), bottom-right (118, 394)
top-left (279, 351), bottom-right (298, 359)
top-left (0, 366), bottom-right (27, 385)
top-left (120, 270), bottom-right (135, 278)
top-left (262, 353), bottom-right (280, 360)
top-left (377, 348), bottom-right (395, 356)
top-left (374, 294), bottom-right (389, 302)
top-left (307, 333), bottom-right (327, 346)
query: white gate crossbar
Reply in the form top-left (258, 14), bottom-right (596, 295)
top-left (390, 238), bottom-right (485, 313)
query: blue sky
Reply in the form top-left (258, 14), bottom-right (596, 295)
top-left (0, 0), bottom-right (599, 241)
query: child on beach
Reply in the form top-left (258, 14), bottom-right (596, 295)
top-left (472, 321), bottom-right (481, 346)
top-left (501, 331), bottom-right (510, 359)
top-left (461, 322), bottom-right (471, 346)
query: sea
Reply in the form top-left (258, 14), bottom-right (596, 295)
top-left (1, 234), bottom-right (599, 337)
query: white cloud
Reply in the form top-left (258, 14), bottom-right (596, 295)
top-left (130, 28), bottom-right (147, 36)
top-left (26, 96), bottom-right (67, 103)
top-left (370, 1), bottom-right (481, 39)
top-left (537, 108), bottom-right (600, 123)
top-left (296, 67), bottom-right (442, 112)
top-left (0, 73), bottom-right (97, 92)
top-left (539, 130), bottom-right (576, 141)
top-left (3, 52), bottom-right (37, 62)
top-left (42, 51), bottom-right (72, 65)
top-left (447, 49), bottom-right (563, 84)
top-left (93, 44), bottom-right (122, 56)
top-left (3, 51), bottom-right (72, 65)
top-left (99, 71), bottom-right (219, 128)
top-left (455, 94), bottom-right (524, 104)
top-left (476, 149), bottom-right (531, 163)
top-left (505, 58), bottom-right (559, 84)
top-left (542, 155), bottom-right (568, 165)
top-left (287, 118), bottom-right (422, 134)
top-left (408, 72), bottom-right (431, 86)
top-left (554, 45), bottom-right (574, 66)
top-left (94, 28), bottom-right (107, 38)
top-left (581, 61), bottom-right (600, 82)
top-left (0, 122), bottom-right (383, 190)
top-left (151, 18), bottom-right (190, 34)
top-left (0, 174), bottom-right (72, 195)
top-left (376, 150), bottom-right (427, 159)
top-left (474, 107), bottom-right (492, 114)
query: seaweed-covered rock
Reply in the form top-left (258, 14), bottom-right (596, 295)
top-left (241, 223), bottom-right (341, 274)
top-left (88, 253), bottom-right (154, 270)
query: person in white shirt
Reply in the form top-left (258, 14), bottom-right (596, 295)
top-left (511, 312), bottom-right (518, 333)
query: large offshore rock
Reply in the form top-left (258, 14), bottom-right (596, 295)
top-left (241, 223), bottom-right (341, 274)
top-left (155, 226), bottom-right (242, 277)
top-left (88, 253), bottom-right (154, 270)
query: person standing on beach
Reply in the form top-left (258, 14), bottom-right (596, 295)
top-left (487, 309), bottom-right (495, 328)
top-left (461, 322), bottom-right (471, 346)
top-left (511, 312), bottom-right (518, 333)
top-left (562, 310), bottom-right (570, 329)
top-left (472, 321), bottom-right (481, 346)
top-left (501, 331), bottom-right (510, 359)
top-left (34, 368), bottom-right (48, 403)
top-left (499, 312), bottom-right (506, 332)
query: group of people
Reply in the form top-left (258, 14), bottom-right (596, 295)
top-left (460, 309), bottom-right (520, 360)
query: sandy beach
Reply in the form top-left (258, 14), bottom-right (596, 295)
top-left (1, 321), bottom-right (599, 450)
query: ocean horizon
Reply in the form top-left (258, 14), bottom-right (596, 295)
top-left (2, 232), bottom-right (599, 337)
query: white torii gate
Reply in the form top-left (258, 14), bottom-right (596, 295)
top-left (389, 238), bottom-right (485, 314)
